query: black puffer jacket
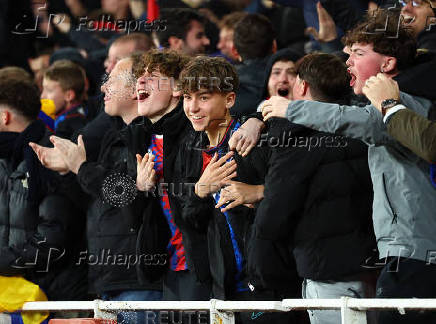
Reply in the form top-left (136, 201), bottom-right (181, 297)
top-left (250, 118), bottom-right (375, 284)
top-left (77, 115), bottom-right (168, 295)
top-left (0, 120), bottom-right (87, 300)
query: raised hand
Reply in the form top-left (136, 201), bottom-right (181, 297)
top-left (195, 151), bottom-right (237, 198)
top-left (50, 135), bottom-right (87, 175)
top-left (305, 2), bottom-right (338, 43)
top-left (136, 153), bottom-right (157, 192)
top-left (229, 118), bottom-right (264, 157)
top-left (261, 96), bottom-right (291, 121)
top-left (29, 142), bottom-right (69, 174)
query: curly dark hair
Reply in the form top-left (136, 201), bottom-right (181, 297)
top-left (0, 78), bottom-right (40, 121)
top-left (342, 9), bottom-right (417, 71)
top-left (179, 56), bottom-right (239, 94)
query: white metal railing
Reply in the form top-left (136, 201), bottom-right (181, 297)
top-left (18, 298), bottom-right (436, 324)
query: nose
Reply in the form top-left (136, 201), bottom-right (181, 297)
top-left (401, 1), bottom-right (413, 12)
top-left (203, 36), bottom-right (210, 46)
top-left (346, 54), bottom-right (353, 67)
top-left (105, 59), bottom-right (115, 74)
top-left (279, 71), bottom-right (289, 83)
top-left (217, 39), bottom-right (223, 50)
top-left (136, 75), bottom-right (145, 87)
top-left (186, 98), bottom-right (200, 114)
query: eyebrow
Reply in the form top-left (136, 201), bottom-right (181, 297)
top-left (272, 67), bottom-right (296, 72)
top-left (197, 90), bottom-right (212, 95)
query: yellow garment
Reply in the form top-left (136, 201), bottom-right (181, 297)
top-left (0, 276), bottom-right (49, 324)
top-left (40, 99), bottom-right (56, 119)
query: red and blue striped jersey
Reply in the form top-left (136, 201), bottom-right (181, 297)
top-left (148, 134), bottom-right (187, 271)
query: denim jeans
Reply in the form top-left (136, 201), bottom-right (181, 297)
top-left (102, 289), bottom-right (162, 324)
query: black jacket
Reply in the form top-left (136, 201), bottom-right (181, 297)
top-left (395, 51), bottom-right (436, 102)
top-left (0, 120), bottom-right (87, 300)
top-left (250, 118), bottom-right (375, 284)
top-left (174, 120), bottom-right (269, 299)
top-left (55, 104), bottom-right (88, 140)
top-left (77, 116), bottom-right (165, 294)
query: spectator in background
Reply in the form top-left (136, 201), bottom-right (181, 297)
top-left (104, 33), bottom-right (155, 74)
top-left (401, 0), bottom-right (436, 51)
top-left (216, 12), bottom-right (248, 62)
top-left (0, 66), bottom-right (33, 82)
top-left (0, 77), bottom-right (87, 303)
top-left (232, 13), bottom-right (276, 117)
top-left (41, 60), bottom-right (88, 139)
top-left (155, 8), bottom-right (210, 55)
top-left (262, 48), bottom-right (302, 101)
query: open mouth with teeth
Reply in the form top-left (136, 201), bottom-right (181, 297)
top-left (402, 15), bottom-right (416, 25)
top-left (277, 88), bottom-right (290, 97)
top-left (137, 89), bottom-right (150, 101)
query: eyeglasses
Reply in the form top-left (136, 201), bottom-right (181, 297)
top-left (399, 0), bottom-right (430, 7)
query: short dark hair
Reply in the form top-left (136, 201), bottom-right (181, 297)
top-left (0, 78), bottom-right (40, 121)
top-left (296, 53), bottom-right (351, 104)
top-left (233, 13), bottom-right (275, 61)
top-left (133, 49), bottom-right (191, 79)
top-left (156, 8), bottom-right (206, 48)
top-left (342, 9), bottom-right (416, 71)
top-left (179, 56), bottom-right (239, 94)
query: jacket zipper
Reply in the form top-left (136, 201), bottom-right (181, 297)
top-left (382, 174), bottom-right (398, 224)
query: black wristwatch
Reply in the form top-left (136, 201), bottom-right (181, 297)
top-left (381, 99), bottom-right (401, 116)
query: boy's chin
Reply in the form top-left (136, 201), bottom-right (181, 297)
top-left (191, 124), bottom-right (206, 132)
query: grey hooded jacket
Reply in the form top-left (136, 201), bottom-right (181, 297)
top-left (285, 91), bottom-right (436, 263)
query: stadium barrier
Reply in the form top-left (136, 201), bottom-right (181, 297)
top-left (18, 298), bottom-right (436, 324)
